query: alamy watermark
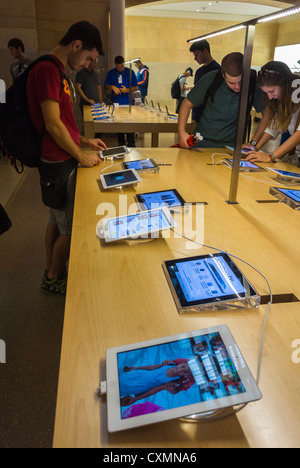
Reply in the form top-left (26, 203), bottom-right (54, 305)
top-left (96, 195), bottom-right (204, 249)
top-left (292, 79), bottom-right (300, 104)
top-left (0, 339), bottom-right (6, 364)
top-left (291, 339), bottom-right (300, 364)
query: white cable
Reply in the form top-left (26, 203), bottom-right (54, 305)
top-left (100, 162), bottom-right (122, 175)
top-left (170, 229), bottom-right (272, 420)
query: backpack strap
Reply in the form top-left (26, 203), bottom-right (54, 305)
top-left (197, 69), bottom-right (224, 121)
top-left (26, 54), bottom-right (68, 96)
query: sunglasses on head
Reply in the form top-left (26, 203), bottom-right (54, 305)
top-left (258, 69), bottom-right (281, 77)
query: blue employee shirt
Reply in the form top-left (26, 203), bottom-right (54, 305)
top-left (104, 67), bottom-right (138, 105)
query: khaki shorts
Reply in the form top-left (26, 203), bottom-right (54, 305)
top-left (48, 168), bottom-right (77, 236)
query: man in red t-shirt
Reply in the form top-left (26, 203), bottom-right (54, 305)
top-left (26, 21), bottom-right (107, 296)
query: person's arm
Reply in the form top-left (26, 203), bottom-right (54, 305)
top-left (104, 83), bottom-right (121, 95)
top-left (119, 85), bottom-right (138, 94)
top-left (79, 135), bottom-right (107, 151)
top-left (41, 99), bottom-right (100, 167)
top-left (250, 108), bottom-right (270, 144)
top-left (74, 82), bottom-right (95, 105)
top-left (246, 130), bottom-right (300, 163)
top-left (243, 108), bottom-right (271, 150)
top-left (178, 98), bottom-right (194, 148)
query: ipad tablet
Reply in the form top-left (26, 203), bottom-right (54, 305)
top-left (122, 159), bottom-right (159, 172)
top-left (225, 159), bottom-right (266, 172)
top-left (269, 186), bottom-right (300, 209)
top-left (105, 324), bottom-right (262, 432)
top-left (162, 253), bottom-right (260, 313)
top-left (135, 189), bottom-right (186, 211)
top-left (97, 206), bottom-right (177, 243)
top-left (267, 167), bottom-right (300, 184)
top-left (225, 146), bottom-right (249, 157)
top-left (99, 146), bottom-right (129, 160)
top-left (93, 115), bottom-right (110, 121)
top-left (100, 168), bottom-right (142, 190)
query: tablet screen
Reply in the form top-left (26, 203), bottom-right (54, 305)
top-left (276, 188), bottom-right (300, 203)
top-left (226, 146), bottom-right (248, 155)
top-left (106, 324), bottom-right (262, 431)
top-left (122, 159), bottom-right (157, 171)
top-left (101, 146), bottom-right (128, 157)
top-left (227, 159), bottom-right (260, 169)
top-left (102, 170), bottom-right (138, 187)
top-left (136, 189), bottom-right (185, 210)
top-left (268, 168), bottom-right (300, 179)
top-left (117, 330), bottom-right (246, 419)
top-left (107, 208), bottom-right (172, 240)
top-left (164, 253), bottom-right (257, 307)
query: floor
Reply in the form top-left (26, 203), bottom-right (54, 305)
top-left (0, 131), bottom-right (177, 448)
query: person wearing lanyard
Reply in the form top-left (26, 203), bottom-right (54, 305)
top-left (104, 56), bottom-right (138, 147)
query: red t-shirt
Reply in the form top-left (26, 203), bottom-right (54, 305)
top-left (26, 55), bottom-right (80, 162)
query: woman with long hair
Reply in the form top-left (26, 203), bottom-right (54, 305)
top-left (245, 61), bottom-right (300, 166)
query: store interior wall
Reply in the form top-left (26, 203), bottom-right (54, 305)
top-left (124, 15), bottom-right (281, 110)
top-left (0, 1), bottom-right (299, 114)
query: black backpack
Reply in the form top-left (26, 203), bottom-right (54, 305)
top-left (0, 55), bottom-right (67, 173)
top-left (171, 75), bottom-right (183, 100)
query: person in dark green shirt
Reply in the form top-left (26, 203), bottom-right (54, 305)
top-left (178, 52), bottom-right (265, 149)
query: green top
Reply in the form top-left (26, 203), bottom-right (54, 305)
top-left (187, 70), bottom-right (263, 148)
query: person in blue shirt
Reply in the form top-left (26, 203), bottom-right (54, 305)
top-left (135, 60), bottom-right (149, 103)
top-left (104, 55), bottom-right (138, 146)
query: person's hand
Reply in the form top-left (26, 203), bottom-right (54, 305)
top-left (245, 151), bottom-right (271, 163)
top-left (120, 85), bottom-right (129, 94)
top-left (88, 99), bottom-right (96, 105)
top-left (120, 395), bottom-right (137, 406)
top-left (178, 130), bottom-right (191, 149)
top-left (112, 85), bottom-right (121, 95)
top-left (78, 151), bottom-right (100, 167)
top-left (85, 138), bottom-right (108, 151)
top-left (165, 381), bottom-right (178, 394)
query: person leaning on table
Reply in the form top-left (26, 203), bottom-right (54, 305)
top-left (244, 61), bottom-right (300, 167)
top-left (178, 52), bottom-right (266, 150)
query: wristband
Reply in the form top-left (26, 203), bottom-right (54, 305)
top-left (268, 152), bottom-right (276, 162)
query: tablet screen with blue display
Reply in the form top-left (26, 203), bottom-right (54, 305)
top-left (107, 208), bottom-right (172, 240)
top-left (163, 253), bottom-right (257, 307)
top-left (267, 168), bottom-right (300, 179)
top-left (136, 189), bottom-right (186, 210)
top-left (122, 159), bottom-right (157, 171)
top-left (104, 171), bottom-right (137, 186)
top-left (100, 169), bottom-right (141, 189)
top-left (276, 188), bottom-right (300, 202)
top-left (226, 159), bottom-right (262, 170)
top-left (105, 324), bottom-right (262, 432)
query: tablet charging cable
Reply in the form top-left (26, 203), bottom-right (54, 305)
top-left (171, 229), bottom-right (272, 421)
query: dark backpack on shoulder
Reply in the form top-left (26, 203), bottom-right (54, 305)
top-left (0, 55), bottom-right (66, 173)
top-left (171, 75), bottom-right (183, 100)
top-left (199, 69), bottom-right (257, 140)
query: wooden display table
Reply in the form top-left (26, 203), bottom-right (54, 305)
top-left (53, 148), bottom-right (300, 448)
top-left (83, 105), bottom-right (195, 147)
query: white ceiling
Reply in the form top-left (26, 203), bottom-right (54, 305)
top-left (125, 1), bottom-right (290, 21)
